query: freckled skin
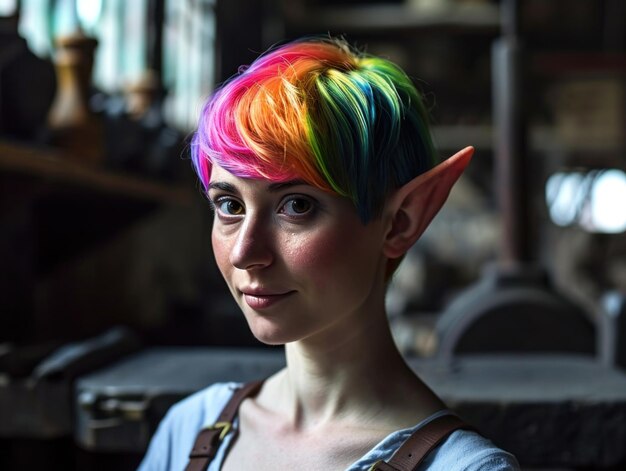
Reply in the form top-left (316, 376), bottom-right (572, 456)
top-left (205, 149), bottom-right (474, 471)
top-left (209, 163), bottom-right (390, 347)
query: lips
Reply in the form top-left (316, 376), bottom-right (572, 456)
top-left (240, 288), bottom-right (295, 309)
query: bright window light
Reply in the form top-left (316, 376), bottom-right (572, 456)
top-left (588, 170), bottom-right (626, 233)
top-left (77, 0), bottom-right (102, 31)
top-left (0, 0), bottom-right (17, 16)
top-left (546, 169), bottom-right (626, 233)
top-left (546, 172), bottom-right (585, 227)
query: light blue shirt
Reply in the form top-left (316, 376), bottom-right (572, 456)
top-left (138, 382), bottom-right (520, 470)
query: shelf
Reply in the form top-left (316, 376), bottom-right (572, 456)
top-left (283, 2), bottom-right (500, 35)
top-left (532, 52), bottom-right (626, 76)
top-left (0, 141), bottom-right (192, 205)
top-left (432, 125), bottom-right (625, 160)
top-left (433, 125), bottom-right (493, 152)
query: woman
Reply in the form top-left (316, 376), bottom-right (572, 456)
top-left (139, 37), bottom-right (519, 470)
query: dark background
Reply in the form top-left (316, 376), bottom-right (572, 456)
top-left (1, 0), bottom-right (625, 470)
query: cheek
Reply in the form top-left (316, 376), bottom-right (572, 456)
top-left (211, 230), bottom-right (231, 276)
top-left (283, 226), bottom-right (377, 289)
top-left (286, 234), bottom-right (337, 271)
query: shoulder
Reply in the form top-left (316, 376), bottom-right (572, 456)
top-left (422, 429), bottom-right (520, 471)
top-left (162, 381), bottom-right (242, 431)
top-left (137, 382), bottom-right (242, 471)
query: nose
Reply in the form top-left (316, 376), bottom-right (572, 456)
top-left (229, 214), bottom-right (274, 270)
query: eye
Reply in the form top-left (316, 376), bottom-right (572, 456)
top-left (280, 196), bottom-right (314, 218)
top-left (214, 197), bottom-right (244, 216)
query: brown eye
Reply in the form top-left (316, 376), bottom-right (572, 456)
top-left (282, 197), bottom-right (314, 217)
top-left (227, 201), bottom-right (244, 215)
top-left (216, 198), bottom-right (244, 216)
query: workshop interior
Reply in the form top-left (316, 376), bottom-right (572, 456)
top-left (1, 0), bottom-right (625, 470)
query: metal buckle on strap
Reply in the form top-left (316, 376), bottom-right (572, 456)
top-left (368, 460), bottom-right (398, 471)
top-left (204, 421), bottom-right (232, 442)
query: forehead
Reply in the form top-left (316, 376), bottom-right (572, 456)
top-left (208, 163), bottom-right (310, 193)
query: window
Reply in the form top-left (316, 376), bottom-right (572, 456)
top-left (12, 0), bottom-right (216, 130)
top-left (546, 169), bottom-right (626, 233)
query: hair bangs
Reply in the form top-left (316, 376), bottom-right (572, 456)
top-left (191, 36), bottom-right (438, 223)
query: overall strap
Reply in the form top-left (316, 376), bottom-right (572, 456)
top-left (185, 380), bottom-right (264, 471)
top-left (371, 415), bottom-right (472, 471)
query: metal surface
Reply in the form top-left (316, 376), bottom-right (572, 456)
top-left (437, 0), bottom-right (597, 362)
top-left (436, 265), bottom-right (596, 359)
top-left (600, 291), bottom-right (626, 369)
top-left (416, 354), bottom-right (626, 468)
top-left (0, 327), bottom-right (140, 438)
top-left (74, 347), bottom-right (284, 451)
top-left (492, 0), bottom-right (531, 265)
top-left (74, 347), bottom-right (626, 468)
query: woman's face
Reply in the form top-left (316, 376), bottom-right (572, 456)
top-left (208, 163), bottom-right (390, 346)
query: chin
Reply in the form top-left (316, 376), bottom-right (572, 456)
top-left (253, 336), bottom-right (287, 347)
top-left (250, 330), bottom-right (292, 346)
top-left (244, 314), bottom-right (303, 346)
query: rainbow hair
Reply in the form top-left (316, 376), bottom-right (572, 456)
top-left (191, 36), bottom-right (438, 223)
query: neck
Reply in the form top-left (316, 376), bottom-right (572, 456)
top-left (274, 296), bottom-right (417, 431)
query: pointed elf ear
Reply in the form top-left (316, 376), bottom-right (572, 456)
top-left (383, 146), bottom-right (474, 259)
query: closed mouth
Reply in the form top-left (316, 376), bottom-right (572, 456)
top-left (239, 286), bottom-right (294, 297)
top-left (240, 290), bottom-right (295, 309)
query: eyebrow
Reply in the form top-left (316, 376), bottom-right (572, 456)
top-left (267, 179), bottom-right (308, 192)
top-left (207, 181), bottom-right (238, 193)
top-left (207, 179), bottom-right (309, 194)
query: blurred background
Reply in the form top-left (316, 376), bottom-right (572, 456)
top-left (0, 0), bottom-right (625, 470)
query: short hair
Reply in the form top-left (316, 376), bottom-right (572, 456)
top-left (191, 36), bottom-right (438, 223)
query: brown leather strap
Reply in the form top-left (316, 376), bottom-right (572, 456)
top-left (372, 414), bottom-right (472, 471)
top-left (185, 383), bottom-right (468, 471)
top-left (185, 380), bottom-right (264, 471)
